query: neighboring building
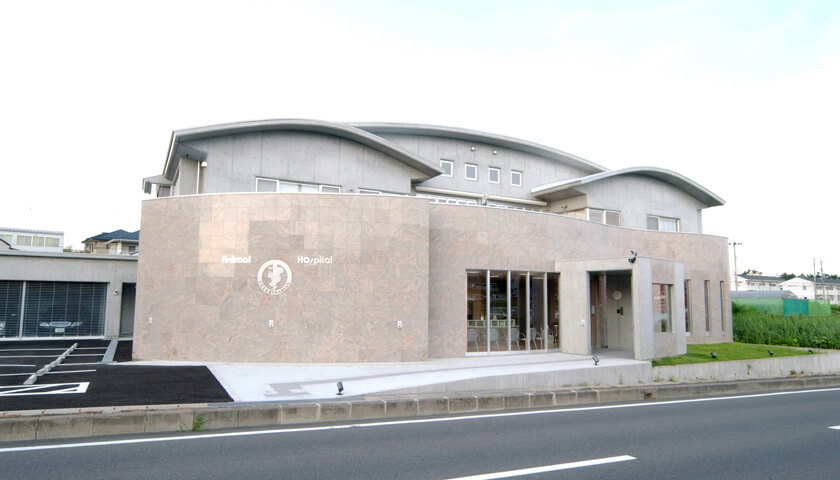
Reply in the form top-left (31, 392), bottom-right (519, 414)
top-left (734, 274), bottom-right (784, 292)
top-left (779, 276), bottom-right (840, 304)
top-left (0, 227), bottom-right (64, 253)
top-left (83, 229), bottom-right (140, 255)
top-left (0, 251), bottom-right (137, 339)
top-left (135, 119), bottom-right (731, 363)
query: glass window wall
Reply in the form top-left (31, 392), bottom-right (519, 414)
top-left (467, 270), bottom-right (559, 354)
top-left (653, 284), bottom-right (672, 333)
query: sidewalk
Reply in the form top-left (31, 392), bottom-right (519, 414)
top-left (133, 350), bottom-right (648, 402)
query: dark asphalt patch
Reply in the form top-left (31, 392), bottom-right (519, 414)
top-left (114, 340), bottom-right (133, 362)
top-left (0, 365), bottom-right (232, 410)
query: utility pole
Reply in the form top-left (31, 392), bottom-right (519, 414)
top-left (729, 242), bottom-right (742, 291)
top-left (813, 258), bottom-right (817, 301)
top-left (820, 258), bottom-right (825, 301)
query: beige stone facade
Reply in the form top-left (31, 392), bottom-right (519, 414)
top-left (134, 193), bottom-right (430, 363)
top-left (135, 192), bottom-right (730, 363)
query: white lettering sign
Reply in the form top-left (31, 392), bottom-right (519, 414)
top-left (221, 255), bottom-right (252, 264)
top-left (296, 255), bottom-right (333, 265)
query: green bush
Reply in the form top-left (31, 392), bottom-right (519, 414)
top-left (733, 309), bottom-right (840, 349)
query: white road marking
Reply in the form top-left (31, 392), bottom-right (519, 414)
top-left (45, 369), bottom-right (96, 375)
top-left (0, 382), bottom-right (89, 396)
top-left (0, 364), bottom-right (36, 367)
top-left (442, 455), bottom-right (636, 480)
top-left (0, 373), bottom-right (34, 377)
top-left (829, 425), bottom-right (840, 430)
top-left (1, 386), bottom-right (839, 453)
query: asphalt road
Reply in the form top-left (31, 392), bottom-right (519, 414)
top-left (3, 388), bottom-right (840, 479)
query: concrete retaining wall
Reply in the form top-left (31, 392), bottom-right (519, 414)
top-left (5, 375), bottom-right (840, 442)
top-left (653, 352), bottom-right (840, 382)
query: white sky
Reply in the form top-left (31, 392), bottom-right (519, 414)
top-left (1, 0), bottom-right (838, 276)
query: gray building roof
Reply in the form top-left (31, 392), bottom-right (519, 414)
top-left (530, 167), bottom-right (725, 207)
top-left (731, 290), bottom-right (798, 299)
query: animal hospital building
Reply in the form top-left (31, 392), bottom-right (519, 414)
top-left (132, 119), bottom-right (731, 364)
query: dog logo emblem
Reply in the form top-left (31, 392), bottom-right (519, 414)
top-left (257, 260), bottom-right (292, 295)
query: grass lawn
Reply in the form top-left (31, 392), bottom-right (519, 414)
top-left (652, 342), bottom-right (815, 367)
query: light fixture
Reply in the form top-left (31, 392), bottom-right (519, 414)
top-left (336, 381), bottom-right (344, 395)
top-left (768, 350), bottom-right (774, 356)
top-left (592, 355), bottom-right (599, 366)
top-left (808, 349), bottom-right (815, 353)
top-left (470, 145), bottom-right (475, 151)
top-left (492, 149), bottom-right (497, 155)
top-left (710, 352), bottom-right (716, 359)
top-left (628, 250), bottom-right (637, 264)
top-left (113, 289), bottom-right (120, 296)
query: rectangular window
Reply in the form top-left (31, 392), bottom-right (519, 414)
top-left (319, 185), bottom-right (341, 193)
top-left (256, 178), bottom-right (278, 192)
top-left (16, 235), bottom-right (32, 246)
top-left (647, 215), bottom-right (680, 232)
top-left (465, 164), bottom-right (478, 181)
top-left (704, 280), bottom-right (711, 335)
top-left (720, 281), bottom-right (726, 332)
top-left (0, 234), bottom-right (11, 243)
top-left (604, 210), bottom-right (621, 226)
top-left (32, 236), bottom-right (45, 247)
top-left (587, 209), bottom-right (621, 226)
top-left (45, 237), bottom-right (60, 247)
top-left (488, 167), bottom-right (500, 184)
top-left (511, 170), bottom-right (522, 187)
top-left (440, 160), bottom-right (453, 177)
top-left (653, 284), bottom-right (672, 333)
top-left (684, 280), bottom-right (691, 336)
top-left (358, 189), bottom-right (381, 195)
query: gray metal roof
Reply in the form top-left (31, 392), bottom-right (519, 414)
top-left (162, 119), bottom-right (445, 181)
top-left (731, 290), bottom-right (799, 299)
top-left (530, 166), bottom-right (725, 207)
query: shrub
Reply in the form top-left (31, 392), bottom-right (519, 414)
top-left (733, 309), bottom-right (840, 349)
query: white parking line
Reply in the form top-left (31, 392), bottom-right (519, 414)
top-left (829, 426), bottom-right (840, 430)
top-left (442, 455), bottom-right (636, 480)
top-left (45, 369), bottom-right (96, 375)
top-left (0, 364), bottom-right (36, 367)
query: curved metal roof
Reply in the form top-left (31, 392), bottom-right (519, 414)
top-left (350, 122), bottom-right (607, 174)
top-left (163, 119), bottom-right (444, 179)
top-left (531, 166), bottom-right (725, 207)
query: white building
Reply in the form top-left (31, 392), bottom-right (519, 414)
top-left (0, 227), bottom-right (64, 253)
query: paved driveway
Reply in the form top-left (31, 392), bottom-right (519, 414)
top-left (0, 340), bottom-right (231, 411)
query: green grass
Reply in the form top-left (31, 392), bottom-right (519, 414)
top-left (652, 342), bottom-right (813, 367)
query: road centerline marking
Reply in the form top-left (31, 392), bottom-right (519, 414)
top-left (441, 455), bottom-right (636, 480)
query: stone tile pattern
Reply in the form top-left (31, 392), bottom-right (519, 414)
top-left (427, 205), bottom-right (730, 359)
top-left (134, 193), bottom-right (430, 363)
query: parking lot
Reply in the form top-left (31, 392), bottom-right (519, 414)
top-left (0, 340), bottom-right (231, 411)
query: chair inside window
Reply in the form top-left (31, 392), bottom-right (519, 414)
top-left (467, 328), bottom-right (479, 351)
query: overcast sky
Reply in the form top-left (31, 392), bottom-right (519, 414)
top-left (1, 0), bottom-right (838, 276)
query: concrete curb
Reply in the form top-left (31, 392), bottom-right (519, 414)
top-left (3, 374), bottom-right (840, 442)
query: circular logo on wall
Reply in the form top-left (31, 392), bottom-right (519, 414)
top-left (257, 260), bottom-right (292, 295)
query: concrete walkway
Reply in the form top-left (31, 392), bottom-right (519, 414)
top-left (132, 350), bottom-right (650, 402)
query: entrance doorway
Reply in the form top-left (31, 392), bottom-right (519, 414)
top-left (589, 272), bottom-right (633, 353)
top-left (119, 283), bottom-right (136, 337)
